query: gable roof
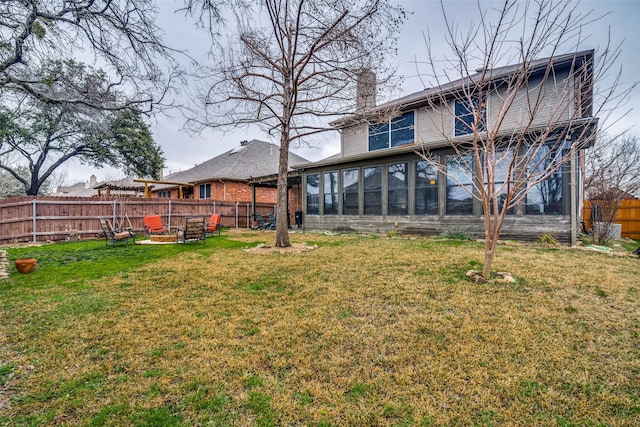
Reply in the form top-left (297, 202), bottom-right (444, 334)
top-left (53, 176), bottom-right (147, 197)
top-left (158, 139), bottom-right (309, 188)
top-left (331, 49), bottom-right (594, 128)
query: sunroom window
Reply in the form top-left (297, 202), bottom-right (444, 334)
top-left (363, 166), bottom-right (382, 215)
top-left (415, 160), bottom-right (439, 215)
top-left (483, 149), bottom-right (515, 215)
top-left (388, 163), bottom-right (408, 215)
top-left (446, 155), bottom-right (473, 215)
top-left (306, 174), bottom-right (320, 215)
top-left (323, 171), bottom-right (339, 215)
top-left (342, 169), bottom-right (359, 215)
top-left (526, 145), bottom-right (564, 215)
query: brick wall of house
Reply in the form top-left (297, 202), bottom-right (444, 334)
top-left (153, 180), bottom-right (302, 225)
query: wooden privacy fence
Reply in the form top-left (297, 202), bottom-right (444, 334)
top-left (0, 196), bottom-right (280, 244)
top-left (582, 199), bottom-right (640, 240)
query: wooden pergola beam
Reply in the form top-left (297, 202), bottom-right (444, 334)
top-left (133, 179), bottom-right (194, 199)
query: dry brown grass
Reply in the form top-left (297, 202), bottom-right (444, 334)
top-left (1, 230), bottom-right (639, 426)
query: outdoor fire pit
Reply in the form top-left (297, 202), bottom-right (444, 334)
top-left (150, 235), bottom-right (177, 243)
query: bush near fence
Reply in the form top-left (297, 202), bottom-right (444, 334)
top-left (582, 199), bottom-right (640, 240)
top-left (0, 196), bottom-right (285, 244)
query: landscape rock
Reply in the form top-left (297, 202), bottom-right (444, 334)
top-left (465, 270), bottom-right (478, 277)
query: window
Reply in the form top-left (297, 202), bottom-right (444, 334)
top-left (446, 155), bottom-right (473, 215)
top-left (342, 169), bottom-right (359, 215)
top-left (306, 173), bottom-right (320, 215)
top-left (454, 96), bottom-right (486, 136)
top-left (526, 145), bottom-right (564, 215)
top-left (368, 111), bottom-right (415, 151)
top-left (363, 166), bottom-right (382, 215)
top-left (484, 149), bottom-right (514, 215)
top-left (199, 183), bottom-right (211, 199)
top-left (415, 161), bottom-right (439, 215)
top-left (388, 163), bottom-right (408, 215)
top-left (323, 171), bottom-right (338, 215)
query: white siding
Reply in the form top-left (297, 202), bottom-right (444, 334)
top-left (488, 70), bottom-right (573, 132)
top-left (339, 69), bottom-right (575, 154)
top-left (416, 103), bottom-right (452, 146)
top-left (341, 124), bottom-right (368, 157)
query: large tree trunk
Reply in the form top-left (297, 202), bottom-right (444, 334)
top-left (275, 132), bottom-right (291, 248)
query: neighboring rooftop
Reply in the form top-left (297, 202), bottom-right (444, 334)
top-left (53, 175), bottom-right (148, 197)
top-left (157, 139), bottom-right (309, 188)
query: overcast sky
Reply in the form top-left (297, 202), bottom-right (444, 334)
top-left (61, 0), bottom-right (640, 185)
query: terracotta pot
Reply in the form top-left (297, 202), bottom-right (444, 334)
top-left (15, 258), bottom-right (37, 274)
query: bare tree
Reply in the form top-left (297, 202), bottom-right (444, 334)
top-left (585, 133), bottom-right (640, 244)
top-left (187, 0), bottom-right (406, 247)
top-left (416, 0), bottom-right (630, 278)
top-left (0, 0), bottom-right (176, 110)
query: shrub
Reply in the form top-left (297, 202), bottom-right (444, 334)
top-left (537, 233), bottom-right (558, 246)
top-left (439, 228), bottom-right (474, 241)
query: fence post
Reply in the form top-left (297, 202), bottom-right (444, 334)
top-left (246, 203), bottom-right (250, 228)
top-left (235, 202), bottom-right (239, 228)
top-left (32, 199), bottom-right (37, 242)
top-left (213, 202), bottom-right (216, 213)
top-left (112, 200), bottom-right (117, 226)
top-left (168, 200), bottom-right (172, 231)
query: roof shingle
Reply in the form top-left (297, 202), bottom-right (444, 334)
top-left (160, 139), bottom-right (309, 187)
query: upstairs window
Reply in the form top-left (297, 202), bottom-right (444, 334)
top-left (368, 111), bottom-right (415, 151)
top-left (454, 95), bottom-right (486, 136)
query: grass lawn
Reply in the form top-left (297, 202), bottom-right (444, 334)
top-left (0, 230), bottom-right (639, 426)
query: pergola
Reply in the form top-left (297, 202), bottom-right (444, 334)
top-left (247, 171), bottom-right (303, 225)
top-left (133, 179), bottom-right (194, 198)
top-left (94, 183), bottom-right (147, 198)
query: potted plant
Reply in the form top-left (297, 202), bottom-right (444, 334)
top-left (15, 258), bottom-right (37, 274)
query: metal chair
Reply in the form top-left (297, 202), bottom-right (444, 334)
top-left (98, 217), bottom-right (135, 246)
top-left (176, 216), bottom-right (206, 244)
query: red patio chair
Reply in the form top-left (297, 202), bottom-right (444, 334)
top-left (206, 213), bottom-right (222, 236)
top-left (143, 215), bottom-right (168, 235)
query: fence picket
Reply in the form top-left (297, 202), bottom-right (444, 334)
top-left (0, 196), bottom-right (289, 244)
top-left (582, 199), bottom-right (640, 239)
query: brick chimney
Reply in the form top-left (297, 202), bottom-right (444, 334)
top-left (356, 69), bottom-right (376, 111)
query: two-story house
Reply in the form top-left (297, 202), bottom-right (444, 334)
top-left (295, 51), bottom-right (597, 243)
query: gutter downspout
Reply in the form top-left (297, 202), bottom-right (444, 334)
top-left (218, 179), bottom-right (226, 201)
top-left (570, 144), bottom-right (577, 246)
